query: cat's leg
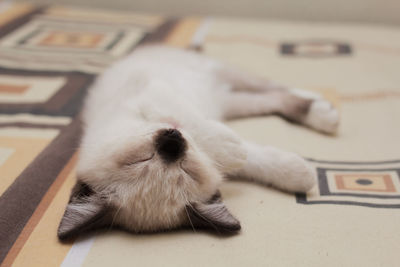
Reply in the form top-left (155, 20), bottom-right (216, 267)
top-left (218, 67), bottom-right (285, 93)
top-left (222, 90), bottom-right (339, 134)
top-left (187, 120), bottom-right (248, 174)
top-left (218, 68), bottom-right (339, 134)
top-left (190, 120), bottom-right (316, 192)
top-left (228, 141), bottom-right (317, 193)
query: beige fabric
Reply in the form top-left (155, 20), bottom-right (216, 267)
top-left (16, 0), bottom-right (400, 25)
top-left (1, 5), bottom-right (399, 266)
top-left (79, 18), bottom-right (400, 267)
top-left (83, 184), bottom-right (399, 267)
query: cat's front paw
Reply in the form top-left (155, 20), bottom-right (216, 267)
top-left (275, 152), bottom-right (317, 193)
top-left (305, 99), bottom-right (339, 134)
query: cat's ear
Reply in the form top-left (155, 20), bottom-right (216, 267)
top-left (187, 191), bottom-right (241, 233)
top-left (57, 182), bottom-right (113, 241)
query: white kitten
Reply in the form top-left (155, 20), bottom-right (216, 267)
top-left (58, 45), bottom-right (339, 240)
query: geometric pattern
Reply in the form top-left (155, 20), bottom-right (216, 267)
top-left (0, 131), bottom-right (60, 196)
top-left (0, 6), bottom-right (399, 267)
top-left (0, 118), bottom-right (80, 265)
top-left (38, 31), bottom-right (105, 48)
top-left (0, 4), bottom-right (171, 265)
top-left (0, 71), bottom-right (94, 117)
top-left (0, 113), bottom-right (73, 199)
top-left (0, 114), bottom-right (71, 197)
top-left (297, 160), bottom-right (400, 208)
top-left (0, 75), bottom-right (66, 103)
top-left (0, 147), bottom-right (14, 166)
top-left (281, 40), bottom-right (352, 57)
top-left (332, 173), bottom-right (398, 194)
top-left (0, 8), bottom-right (162, 73)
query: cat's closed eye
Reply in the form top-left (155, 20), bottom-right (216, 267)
top-left (126, 153), bottom-right (154, 165)
top-left (117, 142), bottom-right (155, 167)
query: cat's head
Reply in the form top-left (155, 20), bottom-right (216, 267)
top-left (57, 122), bottom-right (240, 240)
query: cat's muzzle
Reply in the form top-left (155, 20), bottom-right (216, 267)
top-left (155, 128), bottom-right (187, 163)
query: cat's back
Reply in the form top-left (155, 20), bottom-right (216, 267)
top-left (83, 46), bottom-right (226, 125)
top-left (131, 45), bottom-right (220, 69)
top-left (88, 45), bottom-right (222, 100)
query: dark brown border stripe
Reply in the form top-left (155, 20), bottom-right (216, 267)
top-left (0, 122), bottom-right (66, 129)
top-left (296, 194), bottom-right (400, 209)
top-left (137, 18), bottom-right (179, 45)
top-left (0, 72), bottom-right (95, 117)
top-left (42, 73), bottom-right (94, 112)
top-left (0, 7), bottom-right (45, 39)
top-left (1, 152), bottom-right (78, 267)
top-left (0, 118), bottom-right (81, 264)
top-left (306, 158), bottom-right (400, 165)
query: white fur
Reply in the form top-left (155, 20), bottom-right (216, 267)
top-left (234, 143), bottom-right (316, 192)
top-left (74, 45), bottom-right (337, 233)
top-left (290, 87), bottom-right (339, 134)
top-left (289, 87), bottom-right (322, 100)
top-left (305, 99), bottom-right (340, 134)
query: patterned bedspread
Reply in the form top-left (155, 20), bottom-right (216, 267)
top-left (0, 3), bottom-right (399, 267)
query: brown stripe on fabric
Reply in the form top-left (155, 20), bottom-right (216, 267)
top-left (335, 175), bottom-right (345, 190)
top-left (0, 4), bottom-right (33, 27)
top-left (306, 158), bottom-right (400, 165)
top-left (1, 153), bottom-right (78, 267)
top-left (0, 122), bottom-right (66, 129)
top-left (0, 118), bottom-right (81, 264)
top-left (356, 42), bottom-right (400, 56)
top-left (0, 67), bottom-right (84, 77)
top-left (340, 90), bottom-right (400, 102)
top-left (165, 17), bottom-right (202, 48)
top-left (138, 18), bottom-right (179, 45)
top-left (0, 84), bottom-right (29, 94)
top-left (43, 73), bottom-right (93, 111)
top-left (0, 7), bottom-right (45, 39)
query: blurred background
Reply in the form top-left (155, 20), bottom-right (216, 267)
top-left (16, 0), bottom-right (400, 25)
top-left (1, 1), bottom-right (400, 267)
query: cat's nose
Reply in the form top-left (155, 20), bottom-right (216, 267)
top-left (155, 129), bottom-right (186, 163)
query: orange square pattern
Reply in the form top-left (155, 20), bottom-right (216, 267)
top-left (334, 173), bottom-right (396, 193)
top-left (295, 43), bottom-right (337, 55)
top-left (0, 84), bottom-right (29, 94)
top-left (38, 31), bottom-right (104, 48)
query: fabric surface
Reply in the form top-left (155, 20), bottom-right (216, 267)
top-left (0, 3), bottom-right (399, 267)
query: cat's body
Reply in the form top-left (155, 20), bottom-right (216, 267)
top-left (58, 45), bottom-right (339, 240)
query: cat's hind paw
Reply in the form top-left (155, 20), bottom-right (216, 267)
top-left (305, 99), bottom-right (339, 134)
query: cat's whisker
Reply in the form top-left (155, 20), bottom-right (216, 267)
top-left (182, 193), bottom-right (221, 234)
top-left (180, 191), bottom-right (196, 232)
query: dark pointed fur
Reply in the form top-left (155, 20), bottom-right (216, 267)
top-left (57, 182), bottom-right (113, 241)
top-left (187, 191), bottom-right (241, 233)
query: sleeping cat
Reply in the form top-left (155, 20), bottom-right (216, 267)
top-left (57, 45), bottom-right (339, 240)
